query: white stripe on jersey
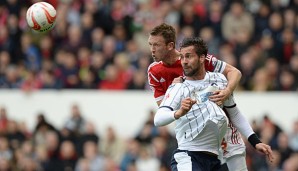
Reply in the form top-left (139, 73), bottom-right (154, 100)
top-left (160, 72), bottom-right (229, 148)
top-left (213, 60), bottom-right (226, 73)
top-left (148, 72), bottom-right (159, 85)
top-left (155, 95), bottom-right (164, 102)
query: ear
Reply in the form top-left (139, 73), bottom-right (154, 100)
top-left (167, 42), bottom-right (175, 50)
top-left (200, 54), bottom-right (205, 64)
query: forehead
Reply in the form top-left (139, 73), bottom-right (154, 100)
top-left (148, 35), bottom-right (165, 43)
top-left (180, 46), bottom-right (195, 54)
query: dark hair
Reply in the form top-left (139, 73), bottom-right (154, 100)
top-left (150, 23), bottom-right (176, 45)
top-left (180, 37), bottom-right (208, 57)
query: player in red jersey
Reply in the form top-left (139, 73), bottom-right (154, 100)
top-left (147, 24), bottom-right (240, 106)
top-left (147, 23), bottom-right (273, 171)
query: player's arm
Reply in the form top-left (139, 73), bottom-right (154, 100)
top-left (223, 97), bottom-right (273, 162)
top-left (210, 63), bottom-right (242, 104)
top-left (154, 84), bottom-right (195, 126)
top-left (157, 76), bottom-right (186, 105)
top-left (148, 68), bottom-right (165, 106)
top-left (223, 95), bottom-right (260, 144)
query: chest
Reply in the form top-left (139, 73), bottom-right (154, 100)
top-left (158, 66), bottom-right (183, 89)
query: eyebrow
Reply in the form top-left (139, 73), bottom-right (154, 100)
top-left (184, 52), bottom-right (192, 56)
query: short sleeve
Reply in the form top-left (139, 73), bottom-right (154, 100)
top-left (148, 67), bottom-right (166, 102)
top-left (205, 54), bottom-right (226, 73)
top-left (223, 93), bottom-right (236, 107)
top-left (160, 83), bottom-right (184, 110)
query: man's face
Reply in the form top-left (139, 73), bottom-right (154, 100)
top-left (148, 35), bottom-right (169, 62)
top-left (180, 46), bottom-right (201, 77)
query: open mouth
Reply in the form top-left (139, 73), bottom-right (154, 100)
top-left (152, 55), bottom-right (157, 61)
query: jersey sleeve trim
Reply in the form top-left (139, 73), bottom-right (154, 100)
top-left (155, 95), bottom-right (164, 102)
top-left (214, 60), bottom-right (227, 73)
top-left (223, 104), bottom-right (236, 108)
top-left (159, 106), bottom-right (174, 111)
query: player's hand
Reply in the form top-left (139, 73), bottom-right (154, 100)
top-left (209, 88), bottom-right (231, 105)
top-left (256, 143), bottom-right (274, 162)
top-left (175, 97), bottom-right (196, 119)
top-left (172, 76), bottom-right (184, 83)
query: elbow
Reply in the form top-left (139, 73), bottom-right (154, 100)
top-left (154, 114), bottom-right (163, 127)
top-left (225, 64), bottom-right (242, 80)
top-left (230, 66), bottom-right (242, 81)
top-left (154, 119), bottom-right (162, 127)
top-left (236, 68), bottom-right (242, 80)
top-left (154, 120), bottom-right (161, 127)
top-left (154, 108), bottom-right (175, 127)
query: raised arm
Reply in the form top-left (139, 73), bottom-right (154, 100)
top-left (210, 63), bottom-right (242, 105)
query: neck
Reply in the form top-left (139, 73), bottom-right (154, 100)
top-left (163, 50), bottom-right (180, 65)
top-left (186, 68), bottom-right (206, 81)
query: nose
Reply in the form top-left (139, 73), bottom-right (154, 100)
top-left (181, 58), bottom-right (187, 64)
top-left (150, 46), bottom-right (155, 53)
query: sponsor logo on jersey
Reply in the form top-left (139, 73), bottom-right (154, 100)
top-left (160, 77), bottom-right (165, 83)
top-left (211, 57), bottom-right (217, 66)
top-left (165, 93), bottom-right (170, 99)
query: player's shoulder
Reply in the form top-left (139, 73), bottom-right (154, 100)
top-left (148, 61), bottom-right (163, 71)
top-left (205, 54), bottom-right (218, 62)
top-left (167, 82), bottom-right (187, 91)
top-left (207, 71), bottom-right (222, 76)
top-left (207, 72), bottom-right (227, 81)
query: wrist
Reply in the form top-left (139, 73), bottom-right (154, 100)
top-left (174, 110), bottom-right (181, 119)
top-left (248, 133), bottom-right (262, 148)
top-left (225, 87), bottom-right (233, 94)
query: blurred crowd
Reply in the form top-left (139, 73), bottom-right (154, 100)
top-left (0, 1), bottom-right (298, 171)
top-left (0, 0), bottom-right (297, 91)
top-left (0, 105), bottom-right (298, 171)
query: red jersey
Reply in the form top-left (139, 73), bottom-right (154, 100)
top-left (147, 54), bottom-right (226, 102)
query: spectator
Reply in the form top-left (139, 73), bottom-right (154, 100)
top-left (0, 107), bottom-right (9, 134)
top-left (64, 104), bottom-right (85, 136)
top-left (283, 153), bottom-right (298, 171)
top-left (100, 126), bottom-right (126, 165)
top-left (276, 132), bottom-right (294, 168)
top-left (222, 1), bottom-right (254, 45)
top-left (289, 120), bottom-right (298, 152)
top-left (135, 146), bottom-right (160, 171)
top-left (6, 120), bottom-right (26, 150)
top-left (76, 140), bottom-right (106, 171)
top-left (0, 136), bottom-right (13, 161)
top-left (120, 139), bottom-right (140, 171)
top-left (77, 121), bottom-right (100, 156)
top-left (276, 67), bottom-right (297, 91)
top-left (98, 64), bottom-right (127, 90)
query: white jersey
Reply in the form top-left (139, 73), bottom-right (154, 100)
top-left (222, 95), bottom-right (246, 159)
top-left (159, 72), bottom-right (229, 154)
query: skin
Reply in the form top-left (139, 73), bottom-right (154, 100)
top-left (148, 35), bottom-right (241, 106)
top-left (176, 45), bottom-right (274, 162)
top-left (174, 46), bottom-right (205, 118)
top-left (148, 35), bottom-right (179, 66)
top-left (210, 64), bottom-right (242, 105)
top-left (148, 34), bottom-right (180, 106)
top-left (256, 143), bottom-right (274, 162)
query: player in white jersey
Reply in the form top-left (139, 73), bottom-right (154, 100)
top-left (154, 37), bottom-right (230, 170)
top-left (173, 38), bottom-right (274, 171)
top-left (154, 37), bottom-right (274, 171)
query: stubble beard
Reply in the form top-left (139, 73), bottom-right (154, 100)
top-left (184, 65), bottom-right (200, 77)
